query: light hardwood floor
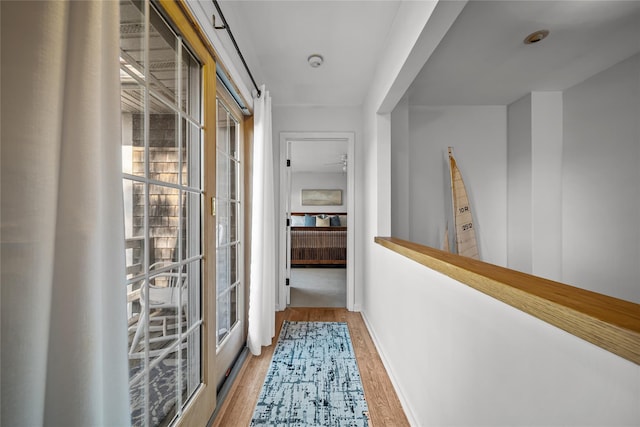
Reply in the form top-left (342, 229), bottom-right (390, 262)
top-left (211, 307), bottom-right (410, 426)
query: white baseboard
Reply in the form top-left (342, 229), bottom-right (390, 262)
top-left (360, 311), bottom-right (418, 427)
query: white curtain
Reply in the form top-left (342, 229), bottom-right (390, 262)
top-left (1, 2), bottom-right (130, 425)
top-left (248, 86), bottom-right (276, 356)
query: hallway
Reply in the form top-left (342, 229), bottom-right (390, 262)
top-left (290, 268), bottom-right (347, 307)
top-left (212, 308), bottom-right (409, 426)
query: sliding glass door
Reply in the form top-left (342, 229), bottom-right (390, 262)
top-left (215, 88), bottom-right (246, 387)
top-left (120, 1), bottom-right (217, 425)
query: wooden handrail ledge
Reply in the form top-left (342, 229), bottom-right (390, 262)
top-left (375, 237), bottom-right (640, 365)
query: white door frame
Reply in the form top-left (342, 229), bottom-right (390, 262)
top-left (278, 132), bottom-right (356, 311)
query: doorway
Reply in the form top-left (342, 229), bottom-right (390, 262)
top-left (278, 132), bottom-right (355, 310)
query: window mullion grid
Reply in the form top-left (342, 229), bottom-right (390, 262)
top-left (183, 112), bottom-right (203, 130)
top-left (232, 157), bottom-right (239, 203)
top-left (175, 36), bottom-right (184, 417)
top-left (145, 78), bottom-right (202, 130)
top-left (125, 254), bottom-right (203, 287)
top-left (216, 280), bottom-right (240, 299)
top-left (120, 61), bottom-right (145, 86)
top-left (216, 106), bottom-right (231, 348)
top-left (142, 1), bottom-right (151, 426)
top-left (129, 319), bottom-right (202, 386)
top-left (123, 173), bottom-right (203, 195)
top-left (235, 117), bottom-right (244, 336)
top-left (216, 241), bottom-right (237, 251)
top-left (121, 48), bottom-right (174, 104)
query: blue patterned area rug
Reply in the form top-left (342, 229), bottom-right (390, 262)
top-left (251, 321), bottom-right (370, 426)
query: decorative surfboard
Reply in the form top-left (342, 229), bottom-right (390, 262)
top-left (448, 147), bottom-right (479, 259)
top-left (442, 224), bottom-right (450, 253)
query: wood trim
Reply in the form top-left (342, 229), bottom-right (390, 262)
top-left (243, 115), bottom-right (254, 340)
top-left (375, 237), bottom-right (640, 365)
top-left (157, 1), bottom-right (217, 425)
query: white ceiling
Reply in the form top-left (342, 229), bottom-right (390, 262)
top-left (407, 1), bottom-right (640, 106)
top-left (219, 0), bottom-right (640, 108)
top-left (214, 0), bottom-right (640, 170)
top-left (217, 0), bottom-right (402, 107)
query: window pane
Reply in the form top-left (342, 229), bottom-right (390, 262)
top-left (148, 6), bottom-right (178, 104)
top-left (181, 48), bottom-right (200, 116)
top-left (160, 351), bottom-right (180, 426)
top-left (146, 271), bottom-right (182, 348)
top-left (216, 101), bottom-right (229, 152)
top-left (230, 243), bottom-right (238, 285)
top-left (148, 101), bottom-right (179, 185)
top-left (129, 373), bottom-right (147, 426)
top-left (121, 86), bottom-right (145, 179)
top-left (182, 120), bottom-right (201, 188)
top-left (217, 286), bottom-right (237, 345)
top-left (123, 180), bottom-right (145, 279)
top-left (229, 286), bottom-right (237, 328)
top-left (130, 348), bottom-right (184, 426)
top-left (127, 277), bottom-right (145, 360)
top-left (229, 117), bottom-right (238, 159)
top-left (217, 154), bottom-right (229, 201)
top-left (217, 294), bottom-right (228, 345)
top-left (185, 260), bottom-right (201, 329)
top-left (229, 159), bottom-right (237, 201)
top-left (216, 200), bottom-right (230, 247)
top-left (149, 184), bottom-right (180, 265)
top-left (216, 287), bottom-right (236, 344)
top-left (229, 202), bottom-right (238, 243)
top-left (183, 191), bottom-right (201, 260)
top-left (216, 246), bottom-right (230, 293)
top-left (120, 0), bottom-right (145, 83)
top-left (184, 329), bottom-right (202, 402)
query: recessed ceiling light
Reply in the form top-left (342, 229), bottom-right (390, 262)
top-left (308, 54), bottom-right (324, 68)
top-left (524, 29), bottom-right (550, 45)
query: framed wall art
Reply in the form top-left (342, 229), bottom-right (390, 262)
top-left (300, 189), bottom-right (343, 206)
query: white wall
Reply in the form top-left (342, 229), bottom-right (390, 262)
top-left (290, 172), bottom-right (347, 213)
top-left (401, 105), bottom-right (507, 265)
top-left (360, 4), bottom-right (640, 426)
top-left (391, 96), bottom-right (410, 240)
top-left (507, 92), bottom-right (564, 283)
top-left (364, 243), bottom-right (640, 426)
top-left (563, 53), bottom-right (640, 303)
top-left (272, 106), bottom-right (363, 211)
top-left (506, 55), bottom-right (640, 300)
top-left (272, 106), bottom-right (363, 139)
top-left (507, 95), bottom-right (533, 273)
top-left (531, 92), bottom-right (564, 281)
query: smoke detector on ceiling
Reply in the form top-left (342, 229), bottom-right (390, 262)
top-left (524, 29), bottom-right (550, 45)
top-left (308, 54), bottom-right (324, 68)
